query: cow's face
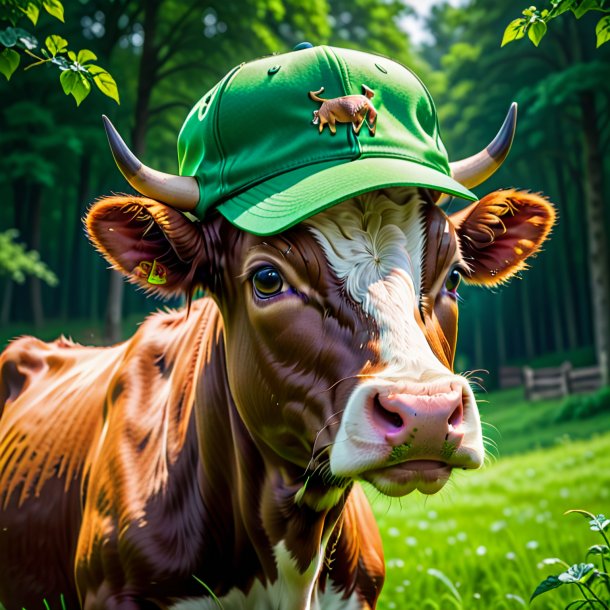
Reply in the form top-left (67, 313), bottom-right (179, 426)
top-left (87, 187), bottom-right (554, 504)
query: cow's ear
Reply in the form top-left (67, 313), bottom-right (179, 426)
top-left (86, 195), bottom-right (208, 297)
top-left (450, 189), bottom-right (556, 286)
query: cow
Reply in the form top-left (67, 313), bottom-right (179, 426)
top-left (308, 85), bottom-right (378, 135)
top-left (0, 45), bottom-right (555, 610)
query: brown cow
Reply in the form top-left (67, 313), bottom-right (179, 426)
top-left (0, 186), bottom-right (554, 609)
top-left (309, 85), bottom-right (378, 135)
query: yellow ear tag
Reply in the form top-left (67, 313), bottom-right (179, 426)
top-left (147, 259), bottom-right (167, 285)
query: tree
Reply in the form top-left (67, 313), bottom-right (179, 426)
top-left (0, 0), bottom-right (119, 104)
top-left (421, 1), bottom-right (609, 385)
top-left (501, 2), bottom-right (610, 385)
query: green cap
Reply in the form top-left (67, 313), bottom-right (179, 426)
top-left (177, 45), bottom-right (476, 236)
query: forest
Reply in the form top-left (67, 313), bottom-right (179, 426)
top-left (1, 0), bottom-right (609, 391)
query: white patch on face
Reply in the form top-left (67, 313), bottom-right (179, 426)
top-left (305, 188), bottom-right (444, 380)
top-left (171, 541), bottom-right (361, 610)
top-left (305, 188), bottom-right (425, 308)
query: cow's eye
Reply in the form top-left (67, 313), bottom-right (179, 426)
top-left (252, 266), bottom-right (284, 298)
top-left (444, 268), bottom-right (461, 294)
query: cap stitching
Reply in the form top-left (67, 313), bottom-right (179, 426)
top-left (216, 152), bottom-right (460, 210)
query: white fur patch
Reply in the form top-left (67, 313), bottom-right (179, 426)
top-left (170, 541), bottom-right (359, 610)
top-left (305, 189), bottom-right (425, 308)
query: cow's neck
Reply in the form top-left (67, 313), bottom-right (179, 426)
top-left (194, 315), bottom-right (349, 604)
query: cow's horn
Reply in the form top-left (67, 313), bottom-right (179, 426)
top-left (449, 102), bottom-right (517, 189)
top-left (102, 115), bottom-right (199, 211)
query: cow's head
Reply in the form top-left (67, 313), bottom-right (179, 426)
top-left (90, 46), bottom-right (555, 510)
top-left (87, 184), bottom-right (554, 508)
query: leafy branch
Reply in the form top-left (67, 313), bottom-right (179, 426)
top-left (502, 0), bottom-right (610, 48)
top-left (0, 229), bottom-right (58, 286)
top-left (0, 0), bottom-right (119, 105)
top-left (531, 509), bottom-right (610, 608)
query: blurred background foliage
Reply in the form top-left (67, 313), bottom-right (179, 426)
top-left (2, 0), bottom-right (609, 388)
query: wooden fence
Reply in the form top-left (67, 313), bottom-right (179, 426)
top-left (499, 362), bottom-right (604, 400)
top-left (521, 362), bottom-right (603, 401)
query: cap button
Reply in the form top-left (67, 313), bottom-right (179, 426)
top-left (293, 41), bottom-right (314, 51)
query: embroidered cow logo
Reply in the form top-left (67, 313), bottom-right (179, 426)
top-left (309, 84), bottom-right (377, 136)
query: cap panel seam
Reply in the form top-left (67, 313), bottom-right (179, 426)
top-left (214, 63), bottom-right (245, 197)
top-left (328, 47), bottom-right (361, 158)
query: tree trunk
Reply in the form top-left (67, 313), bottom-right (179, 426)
top-left (1, 280), bottom-right (13, 327)
top-left (548, 155), bottom-right (579, 350)
top-left (580, 91), bottom-right (610, 385)
top-left (29, 184), bottom-right (44, 328)
top-left (472, 298), bottom-right (484, 372)
top-left (105, 274), bottom-right (124, 344)
top-left (71, 155), bottom-right (92, 320)
top-left (104, 0), bottom-right (160, 343)
top-left (521, 284), bottom-right (535, 362)
top-left (495, 294), bottom-right (507, 366)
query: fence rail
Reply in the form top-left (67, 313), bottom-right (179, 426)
top-left (517, 362), bottom-right (603, 401)
top-left (498, 362), bottom-right (604, 399)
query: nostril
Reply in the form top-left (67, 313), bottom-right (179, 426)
top-left (448, 401), bottom-right (463, 429)
top-left (373, 394), bottom-right (404, 430)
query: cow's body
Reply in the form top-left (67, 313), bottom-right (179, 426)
top-left (0, 188), bottom-right (554, 609)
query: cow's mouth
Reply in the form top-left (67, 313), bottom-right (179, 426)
top-left (361, 459), bottom-right (452, 496)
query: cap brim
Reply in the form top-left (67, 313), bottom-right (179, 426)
top-left (216, 157), bottom-right (477, 236)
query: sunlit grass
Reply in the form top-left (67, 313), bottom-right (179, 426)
top-left (478, 387), bottom-right (609, 456)
top-left (372, 431), bottom-right (610, 610)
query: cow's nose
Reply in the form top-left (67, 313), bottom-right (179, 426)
top-left (370, 388), bottom-right (464, 451)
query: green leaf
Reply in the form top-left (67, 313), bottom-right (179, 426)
top-left (70, 75), bottom-right (91, 106)
top-left (89, 65), bottom-right (120, 104)
top-left (21, 2), bottom-right (40, 25)
top-left (42, 0), bottom-right (64, 23)
top-left (0, 27), bottom-right (18, 48)
top-left (596, 15), bottom-right (610, 46)
top-left (45, 35), bottom-right (68, 56)
top-left (76, 49), bottom-right (97, 64)
top-left (528, 20), bottom-right (548, 45)
top-left (60, 68), bottom-right (77, 95)
top-left (589, 514), bottom-right (610, 531)
top-left (587, 544), bottom-right (609, 556)
top-left (572, 0), bottom-right (597, 19)
top-left (67, 50), bottom-right (76, 62)
top-left (0, 48), bottom-right (20, 80)
top-left (558, 563), bottom-right (596, 584)
top-left (60, 69), bottom-right (91, 106)
top-left (550, 0), bottom-right (577, 16)
top-left (13, 28), bottom-right (38, 51)
top-left (502, 18), bottom-right (527, 46)
top-left (530, 575), bottom-right (564, 602)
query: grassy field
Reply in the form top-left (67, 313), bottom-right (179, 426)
top-left (372, 393), bottom-right (610, 610)
top-left (477, 387), bottom-right (609, 456)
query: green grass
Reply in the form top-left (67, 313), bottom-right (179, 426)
top-left (372, 431), bottom-right (610, 610)
top-left (0, 313), bottom-right (149, 349)
top-left (477, 387), bottom-right (609, 456)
